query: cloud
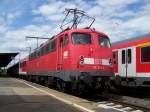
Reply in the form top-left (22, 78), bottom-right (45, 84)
top-left (7, 11), bottom-right (22, 20)
top-left (0, 0), bottom-right (150, 62)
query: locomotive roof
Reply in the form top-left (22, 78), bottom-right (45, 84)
top-left (38, 28), bottom-right (107, 48)
top-left (58, 28), bottom-right (107, 36)
top-left (112, 33), bottom-right (150, 49)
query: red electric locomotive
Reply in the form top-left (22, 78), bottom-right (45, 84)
top-left (20, 9), bottom-right (113, 93)
top-left (112, 33), bottom-right (150, 87)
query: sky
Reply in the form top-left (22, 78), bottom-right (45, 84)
top-left (0, 0), bottom-right (150, 61)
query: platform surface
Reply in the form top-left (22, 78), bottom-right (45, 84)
top-left (0, 77), bottom-right (141, 112)
top-left (0, 78), bottom-right (82, 112)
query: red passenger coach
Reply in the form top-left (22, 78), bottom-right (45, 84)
top-left (112, 34), bottom-right (150, 87)
top-left (19, 57), bottom-right (28, 76)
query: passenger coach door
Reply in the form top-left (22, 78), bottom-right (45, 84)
top-left (118, 48), bottom-right (126, 77)
top-left (118, 47), bottom-right (136, 78)
top-left (126, 47), bottom-right (136, 77)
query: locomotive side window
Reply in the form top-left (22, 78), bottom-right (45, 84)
top-left (72, 33), bottom-right (92, 45)
top-left (41, 47), bottom-right (45, 56)
top-left (122, 50), bottom-right (126, 64)
top-left (48, 39), bottom-right (56, 52)
top-left (128, 49), bottom-right (132, 64)
top-left (51, 39), bottom-right (56, 51)
top-left (64, 34), bottom-right (69, 45)
top-left (37, 50), bottom-right (40, 57)
top-left (98, 36), bottom-right (110, 48)
top-left (141, 46), bottom-right (150, 63)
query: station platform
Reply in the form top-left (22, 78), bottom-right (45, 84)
top-left (0, 78), bottom-right (83, 112)
top-left (0, 77), bottom-right (143, 112)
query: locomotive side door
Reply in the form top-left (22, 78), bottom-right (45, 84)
top-left (57, 35), bottom-right (64, 71)
top-left (118, 47), bottom-right (136, 78)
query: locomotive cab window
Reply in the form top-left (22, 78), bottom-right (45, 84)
top-left (72, 33), bottom-right (92, 45)
top-left (141, 46), bottom-right (150, 63)
top-left (98, 36), bottom-right (111, 48)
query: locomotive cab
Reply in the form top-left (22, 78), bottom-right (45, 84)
top-left (57, 28), bottom-right (114, 91)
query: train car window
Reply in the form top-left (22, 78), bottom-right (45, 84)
top-left (41, 47), bottom-right (45, 56)
top-left (128, 49), bottom-right (132, 64)
top-left (37, 50), bottom-right (40, 57)
top-left (72, 33), bottom-right (92, 45)
top-left (64, 35), bottom-right (69, 45)
top-left (122, 50), bottom-right (126, 64)
top-left (51, 39), bottom-right (56, 51)
top-left (45, 44), bottom-right (49, 54)
top-left (34, 52), bottom-right (36, 58)
top-left (98, 36), bottom-right (111, 48)
top-left (31, 53), bottom-right (34, 59)
top-left (32, 53), bottom-right (34, 58)
top-left (141, 46), bottom-right (150, 63)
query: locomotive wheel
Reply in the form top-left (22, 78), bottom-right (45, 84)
top-left (29, 75), bottom-right (33, 82)
top-left (44, 77), bottom-right (49, 87)
top-left (76, 81), bottom-right (86, 95)
top-left (107, 79), bottom-right (121, 93)
top-left (56, 79), bottom-right (69, 92)
top-left (39, 76), bottom-right (45, 85)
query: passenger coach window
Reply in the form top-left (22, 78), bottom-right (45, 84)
top-left (72, 33), bottom-right (92, 45)
top-left (98, 36), bottom-right (111, 48)
top-left (141, 46), bottom-right (150, 63)
top-left (122, 50), bottom-right (126, 64)
top-left (128, 49), bottom-right (132, 64)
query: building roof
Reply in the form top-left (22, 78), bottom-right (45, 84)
top-left (0, 53), bottom-right (18, 67)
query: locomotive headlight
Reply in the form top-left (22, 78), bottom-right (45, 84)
top-left (80, 55), bottom-right (84, 65)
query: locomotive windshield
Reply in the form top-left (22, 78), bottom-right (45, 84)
top-left (72, 33), bottom-right (92, 45)
top-left (98, 36), bottom-right (111, 48)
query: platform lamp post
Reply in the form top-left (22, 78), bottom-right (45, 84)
top-left (25, 36), bottom-right (49, 48)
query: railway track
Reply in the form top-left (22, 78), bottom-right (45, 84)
top-left (98, 93), bottom-right (150, 112)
